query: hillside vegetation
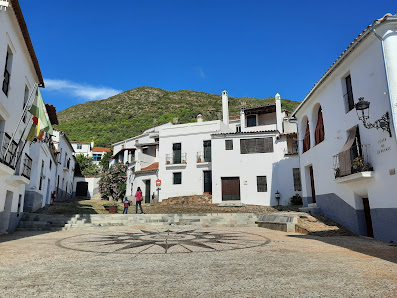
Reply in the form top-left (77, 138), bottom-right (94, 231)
top-left (56, 87), bottom-right (300, 147)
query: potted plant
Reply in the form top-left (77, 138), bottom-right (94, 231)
top-left (103, 203), bottom-right (118, 213)
top-left (166, 160), bottom-right (170, 164)
top-left (183, 159), bottom-right (186, 164)
top-left (197, 157), bottom-right (202, 163)
top-left (352, 157), bottom-right (373, 173)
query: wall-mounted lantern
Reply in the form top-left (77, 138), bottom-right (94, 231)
top-left (355, 97), bottom-right (392, 137)
top-left (275, 191), bottom-right (280, 206)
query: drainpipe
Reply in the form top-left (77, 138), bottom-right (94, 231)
top-left (371, 21), bottom-right (397, 142)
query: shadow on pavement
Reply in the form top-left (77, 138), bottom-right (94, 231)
top-left (288, 234), bottom-right (397, 264)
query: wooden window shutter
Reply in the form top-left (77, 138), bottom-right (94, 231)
top-left (303, 120), bottom-right (310, 153)
top-left (315, 108), bottom-right (325, 145)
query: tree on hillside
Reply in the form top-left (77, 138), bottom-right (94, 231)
top-left (99, 150), bottom-right (113, 172)
top-left (75, 154), bottom-right (100, 177)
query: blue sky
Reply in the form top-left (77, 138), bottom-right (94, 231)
top-left (20, 0), bottom-right (396, 112)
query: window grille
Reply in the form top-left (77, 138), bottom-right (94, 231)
top-left (225, 140), bottom-right (233, 150)
top-left (240, 138), bottom-right (273, 154)
top-left (173, 172), bottom-right (182, 184)
top-left (257, 176), bottom-right (267, 192)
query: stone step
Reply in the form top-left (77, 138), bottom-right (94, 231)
top-left (299, 207), bottom-right (321, 214)
top-left (255, 214), bottom-right (298, 232)
top-left (308, 203), bottom-right (318, 208)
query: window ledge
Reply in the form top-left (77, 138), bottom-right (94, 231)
top-left (335, 171), bottom-right (374, 183)
top-left (284, 153), bottom-right (298, 156)
top-left (196, 162), bottom-right (211, 167)
top-left (166, 163), bottom-right (187, 169)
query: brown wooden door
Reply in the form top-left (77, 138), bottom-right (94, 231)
top-left (362, 198), bottom-right (374, 238)
top-left (221, 177), bottom-right (240, 201)
top-left (309, 166), bottom-right (316, 203)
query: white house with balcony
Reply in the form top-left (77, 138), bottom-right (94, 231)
top-left (70, 140), bottom-right (111, 164)
top-left (53, 129), bottom-right (76, 201)
top-left (292, 13), bottom-right (397, 242)
top-left (110, 91), bottom-right (300, 206)
top-left (0, 0), bottom-right (44, 233)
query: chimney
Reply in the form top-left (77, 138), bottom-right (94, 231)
top-left (275, 93), bottom-right (283, 133)
top-left (91, 140), bottom-right (94, 149)
top-left (222, 90), bottom-right (229, 126)
top-left (197, 114), bottom-right (203, 123)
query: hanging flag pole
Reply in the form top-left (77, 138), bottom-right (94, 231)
top-left (2, 82), bottom-right (38, 167)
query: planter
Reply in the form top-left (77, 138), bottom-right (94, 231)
top-left (166, 161), bottom-right (170, 164)
top-left (197, 158), bottom-right (202, 163)
top-left (108, 205), bottom-right (118, 213)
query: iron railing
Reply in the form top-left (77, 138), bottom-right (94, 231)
top-left (196, 152), bottom-right (212, 163)
top-left (21, 153), bottom-right (32, 179)
top-left (333, 144), bottom-right (373, 178)
top-left (166, 153), bottom-right (187, 165)
top-left (0, 132), bottom-right (18, 169)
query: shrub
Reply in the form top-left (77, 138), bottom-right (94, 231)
top-left (98, 163), bottom-right (127, 201)
top-left (290, 194), bottom-right (303, 205)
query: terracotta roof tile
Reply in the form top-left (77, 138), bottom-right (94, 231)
top-left (92, 147), bottom-right (111, 152)
top-left (45, 103), bottom-right (58, 125)
top-left (136, 162), bottom-right (159, 173)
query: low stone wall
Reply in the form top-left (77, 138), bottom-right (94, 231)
top-left (157, 195), bottom-right (212, 206)
top-left (24, 191), bottom-right (44, 212)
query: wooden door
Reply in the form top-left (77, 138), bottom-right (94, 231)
top-left (145, 180), bottom-right (151, 204)
top-left (309, 166), bottom-right (316, 203)
top-left (221, 177), bottom-right (240, 201)
top-left (362, 198), bottom-right (374, 238)
top-left (204, 171), bottom-right (212, 194)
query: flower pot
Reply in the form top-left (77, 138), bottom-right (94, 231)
top-left (166, 161), bottom-right (170, 164)
top-left (183, 160), bottom-right (186, 164)
top-left (197, 158), bottom-right (202, 163)
top-left (108, 205), bottom-right (118, 214)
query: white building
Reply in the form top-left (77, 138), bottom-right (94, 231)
top-left (53, 129), bottom-right (76, 201)
top-left (0, 0), bottom-right (44, 233)
top-left (71, 140), bottom-right (111, 164)
top-left (292, 13), bottom-right (397, 242)
top-left (24, 104), bottom-right (58, 212)
top-left (111, 91), bottom-right (300, 206)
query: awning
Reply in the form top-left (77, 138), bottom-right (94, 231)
top-left (338, 125), bottom-right (357, 176)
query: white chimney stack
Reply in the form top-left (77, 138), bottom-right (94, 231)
top-left (91, 140), bottom-right (94, 149)
top-left (197, 114), bottom-right (203, 123)
top-left (222, 90), bottom-right (229, 127)
top-left (275, 93), bottom-right (283, 133)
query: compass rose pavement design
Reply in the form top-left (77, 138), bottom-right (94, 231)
top-left (56, 228), bottom-right (271, 254)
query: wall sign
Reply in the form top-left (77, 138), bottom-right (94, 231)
top-left (377, 137), bottom-right (391, 155)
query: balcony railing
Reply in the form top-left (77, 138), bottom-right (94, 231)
top-left (284, 146), bottom-right (298, 155)
top-left (21, 153), bottom-right (32, 179)
top-left (333, 144), bottom-right (373, 178)
top-left (166, 153), bottom-right (187, 165)
top-left (0, 132), bottom-right (18, 169)
top-left (196, 152), bottom-right (211, 163)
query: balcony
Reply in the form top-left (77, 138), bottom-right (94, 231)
top-left (284, 146), bottom-right (298, 155)
top-left (166, 153), bottom-right (187, 167)
top-left (333, 145), bottom-right (374, 183)
top-left (196, 152), bottom-right (211, 166)
top-left (21, 153), bottom-right (32, 179)
top-left (0, 132), bottom-right (18, 170)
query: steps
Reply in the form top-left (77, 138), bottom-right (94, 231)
top-left (299, 203), bottom-right (321, 214)
top-left (255, 214), bottom-right (298, 232)
top-left (16, 214), bottom-right (91, 231)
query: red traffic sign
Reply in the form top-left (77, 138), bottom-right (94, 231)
top-left (156, 179), bottom-right (161, 186)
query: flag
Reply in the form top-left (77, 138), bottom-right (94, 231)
top-left (27, 88), bottom-right (53, 141)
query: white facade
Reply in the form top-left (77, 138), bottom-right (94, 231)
top-left (0, 1), bottom-right (44, 233)
top-left (292, 14), bottom-right (397, 242)
top-left (72, 176), bottom-right (102, 198)
top-left (53, 130), bottom-right (76, 201)
top-left (71, 141), bottom-right (92, 156)
top-left (24, 141), bottom-right (57, 211)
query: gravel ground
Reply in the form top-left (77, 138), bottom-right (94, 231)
top-left (0, 226), bottom-right (396, 297)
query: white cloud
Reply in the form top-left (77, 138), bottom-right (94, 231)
top-left (44, 79), bottom-right (122, 101)
top-left (198, 67), bottom-right (206, 79)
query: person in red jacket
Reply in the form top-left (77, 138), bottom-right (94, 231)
top-left (135, 187), bottom-right (144, 214)
top-left (123, 197), bottom-right (130, 214)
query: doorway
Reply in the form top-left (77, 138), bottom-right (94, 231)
top-left (203, 171), bottom-right (212, 194)
top-left (144, 180), bottom-right (151, 204)
top-left (309, 166), bottom-right (316, 203)
top-left (76, 182), bottom-right (89, 197)
top-left (45, 179), bottom-right (51, 204)
top-left (221, 177), bottom-right (240, 201)
top-left (362, 198), bottom-right (374, 238)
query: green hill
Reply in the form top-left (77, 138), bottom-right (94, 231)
top-left (56, 87), bottom-right (300, 147)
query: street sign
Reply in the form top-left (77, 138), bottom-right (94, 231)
top-left (156, 179), bottom-right (161, 186)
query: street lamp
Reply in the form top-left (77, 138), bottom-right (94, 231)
top-left (355, 97), bottom-right (392, 137)
top-left (275, 191), bottom-right (280, 206)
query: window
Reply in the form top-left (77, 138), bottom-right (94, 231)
top-left (240, 138), bottom-right (273, 154)
top-left (203, 140), bottom-right (211, 162)
top-left (17, 195), bottom-right (22, 217)
top-left (49, 160), bottom-right (52, 170)
top-left (173, 172), bottom-right (182, 184)
top-left (225, 140), bottom-right (233, 150)
top-left (302, 120), bottom-right (310, 153)
top-left (236, 125), bottom-right (241, 133)
top-left (344, 75), bottom-right (355, 112)
top-left (246, 115), bottom-right (257, 127)
top-left (77, 143), bottom-right (82, 149)
top-left (93, 154), bottom-right (102, 161)
top-left (2, 49), bottom-right (13, 96)
top-left (39, 160), bottom-right (44, 190)
top-left (257, 176), bottom-right (267, 192)
top-left (23, 86), bottom-right (29, 123)
top-left (155, 138), bottom-right (159, 142)
top-left (173, 143), bottom-right (181, 164)
top-left (315, 107), bottom-right (325, 145)
top-left (293, 168), bottom-right (302, 191)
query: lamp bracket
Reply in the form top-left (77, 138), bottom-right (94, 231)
top-left (361, 111), bottom-right (392, 137)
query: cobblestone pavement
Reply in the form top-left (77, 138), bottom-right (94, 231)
top-left (0, 227), bottom-right (396, 297)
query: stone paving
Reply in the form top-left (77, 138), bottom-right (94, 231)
top-left (0, 226), bottom-right (396, 297)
